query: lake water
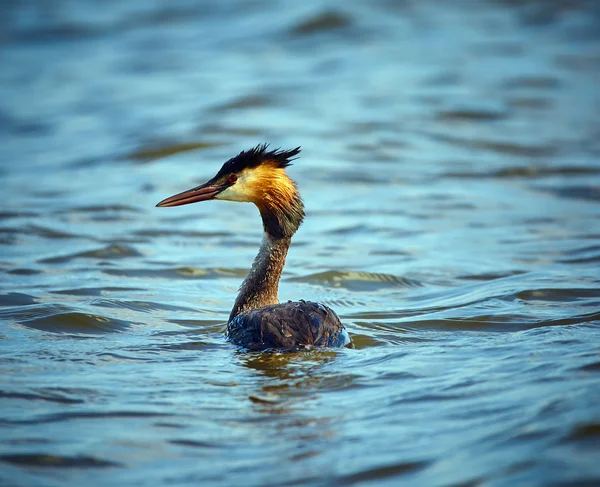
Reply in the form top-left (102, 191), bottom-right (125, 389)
top-left (1, 1), bottom-right (600, 486)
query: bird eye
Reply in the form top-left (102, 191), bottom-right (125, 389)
top-left (228, 174), bottom-right (238, 184)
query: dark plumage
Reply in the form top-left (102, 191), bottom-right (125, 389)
top-left (214, 144), bottom-right (300, 180)
top-left (227, 301), bottom-right (352, 351)
top-left (156, 145), bottom-right (353, 351)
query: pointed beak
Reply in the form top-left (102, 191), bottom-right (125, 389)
top-left (156, 182), bottom-right (224, 208)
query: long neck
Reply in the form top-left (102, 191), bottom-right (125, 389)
top-left (229, 233), bottom-right (291, 321)
top-left (228, 173), bottom-right (304, 321)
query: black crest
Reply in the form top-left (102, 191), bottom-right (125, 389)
top-left (215, 144), bottom-right (301, 179)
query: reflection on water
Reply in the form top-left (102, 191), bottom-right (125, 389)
top-left (1, 0), bottom-right (600, 486)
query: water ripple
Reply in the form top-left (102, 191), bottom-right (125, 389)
top-left (288, 270), bottom-right (422, 290)
top-left (13, 309), bottom-right (133, 334)
top-left (337, 460), bottom-right (430, 485)
top-left (0, 453), bottom-right (122, 468)
top-left (39, 244), bottom-right (142, 264)
top-left (102, 266), bottom-right (247, 280)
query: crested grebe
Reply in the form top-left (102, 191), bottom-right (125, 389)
top-left (156, 144), bottom-right (353, 351)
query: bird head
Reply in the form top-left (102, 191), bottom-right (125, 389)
top-left (156, 144), bottom-right (305, 239)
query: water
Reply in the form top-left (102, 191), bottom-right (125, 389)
top-left (1, 0), bottom-right (600, 485)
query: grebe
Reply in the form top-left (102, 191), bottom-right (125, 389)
top-left (156, 144), bottom-right (352, 351)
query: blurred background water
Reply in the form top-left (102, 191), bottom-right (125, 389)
top-left (1, 0), bottom-right (600, 486)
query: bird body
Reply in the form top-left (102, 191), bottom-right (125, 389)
top-left (157, 144), bottom-right (352, 351)
top-left (228, 300), bottom-right (351, 351)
